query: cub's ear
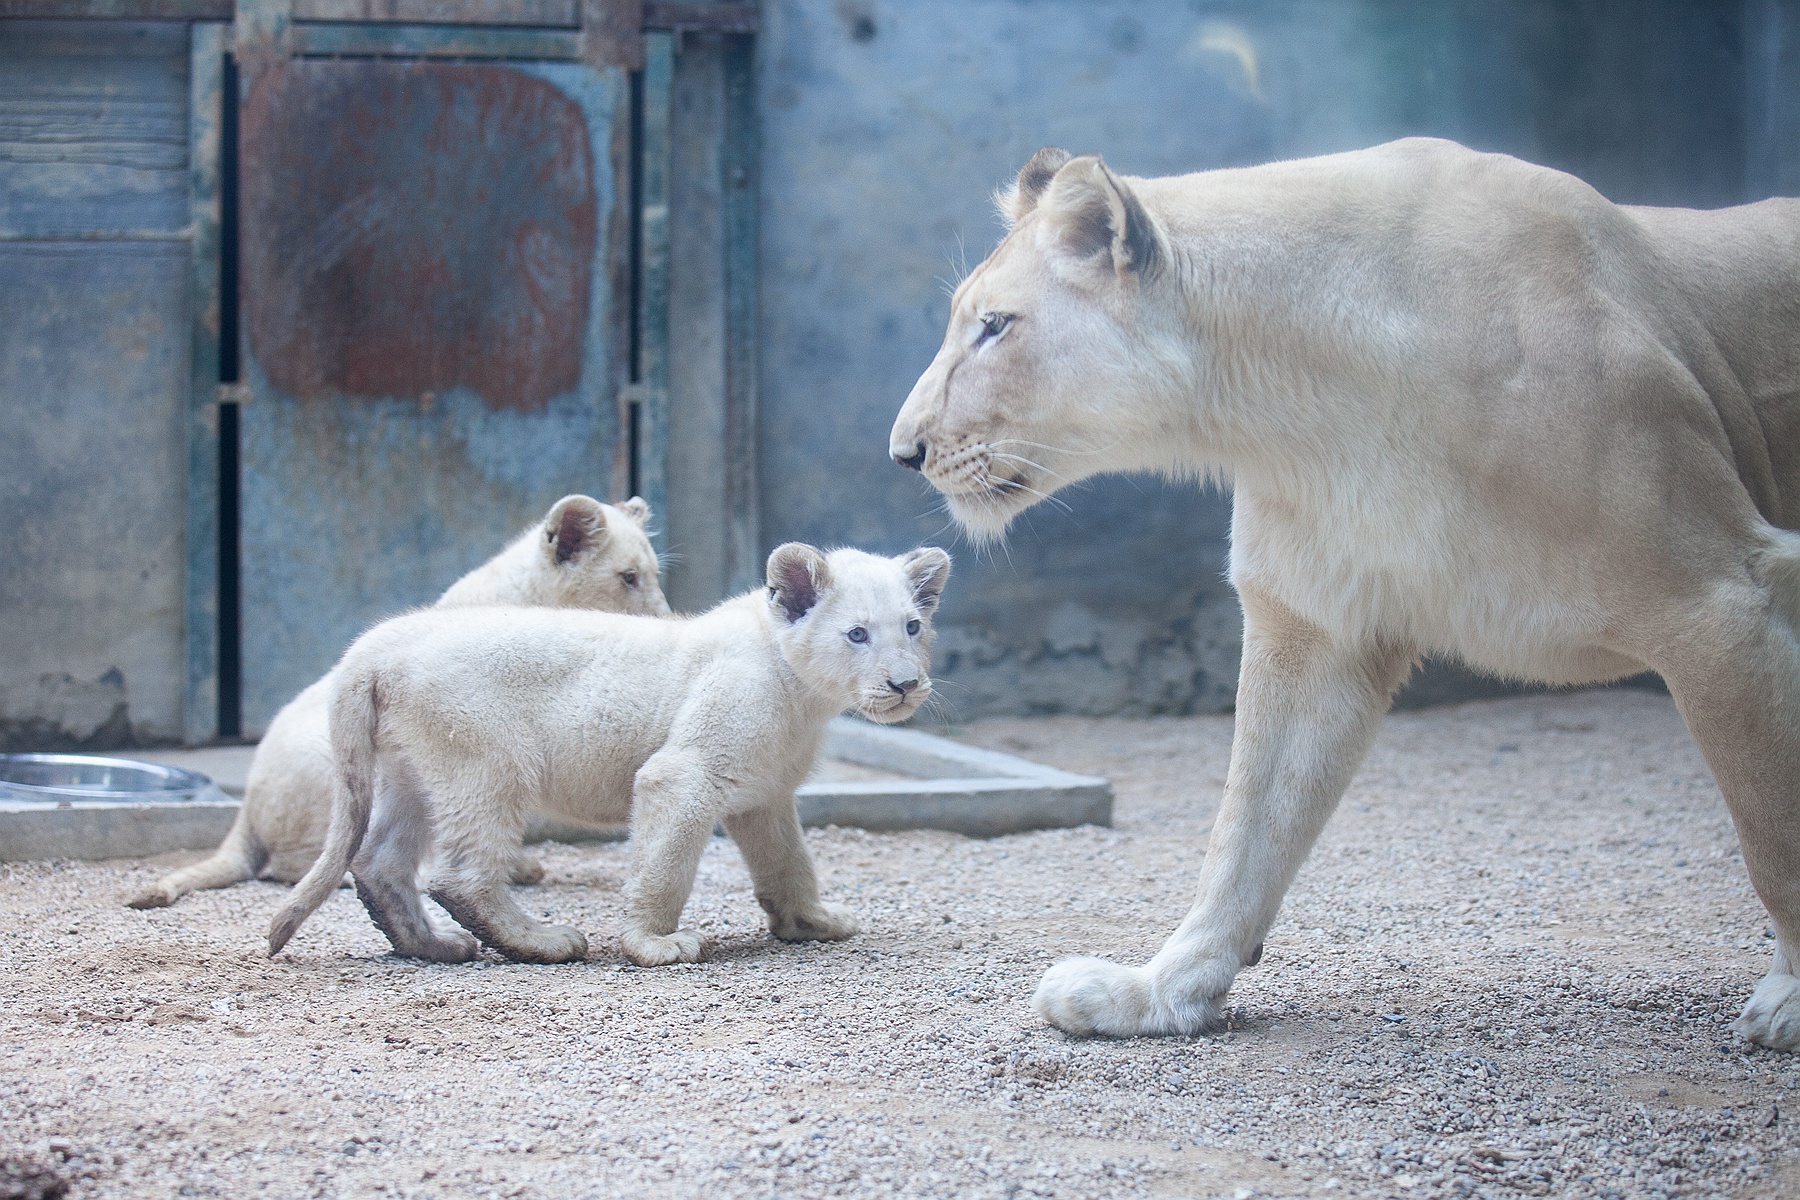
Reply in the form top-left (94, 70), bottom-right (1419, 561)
top-left (995, 146), bottom-right (1073, 228)
top-left (618, 496), bottom-right (651, 526)
top-left (543, 495), bottom-right (608, 565)
top-left (1035, 154), bottom-right (1162, 279)
top-left (898, 547), bottom-right (952, 615)
top-left (766, 543), bottom-right (832, 623)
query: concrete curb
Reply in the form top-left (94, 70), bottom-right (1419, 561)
top-left (1, 789), bottom-right (238, 862)
top-left (798, 717), bottom-right (1113, 837)
top-left (2, 719), bottom-right (1111, 860)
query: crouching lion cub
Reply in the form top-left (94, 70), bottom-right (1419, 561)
top-left (128, 495), bottom-right (667, 910)
top-left (266, 543), bottom-right (952, 967)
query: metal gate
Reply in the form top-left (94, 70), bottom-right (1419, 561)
top-left (1, 0), bottom-right (757, 746)
top-left (232, 0), bottom-right (638, 732)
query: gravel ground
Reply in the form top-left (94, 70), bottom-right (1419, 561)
top-left (2, 689), bottom-right (1797, 1199)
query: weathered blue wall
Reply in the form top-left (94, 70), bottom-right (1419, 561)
top-left (754, 0), bottom-right (1765, 718)
top-left (0, 22), bottom-right (194, 749)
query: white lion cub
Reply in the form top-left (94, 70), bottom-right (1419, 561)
top-left (129, 495), bottom-right (668, 910)
top-left (267, 543), bottom-right (950, 967)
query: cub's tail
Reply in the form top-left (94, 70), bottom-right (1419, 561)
top-left (267, 667), bottom-right (379, 956)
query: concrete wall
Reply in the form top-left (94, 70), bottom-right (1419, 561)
top-left (750, 0), bottom-right (1765, 718)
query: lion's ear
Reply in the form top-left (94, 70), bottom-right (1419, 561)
top-left (765, 543), bottom-right (832, 623)
top-left (995, 146), bottom-right (1073, 228)
top-left (544, 495), bottom-right (608, 565)
top-left (1035, 154), bottom-right (1162, 279)
top-left (898, 547), bottom-right (951, 615)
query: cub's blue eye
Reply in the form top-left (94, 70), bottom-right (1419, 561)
top-left (621, 571), bottom-right (639, 587)
top-left (847, 626), bottom-right (869, 644)
top-left (906, 619), bottom-right (921, 636)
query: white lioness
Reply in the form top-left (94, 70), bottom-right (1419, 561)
top-left (128, 496), bottom-right (668, 910)
top-left (265, 543), bottom-right (951, 966)
top-left (889, 139), bottom-right (1800, 1049)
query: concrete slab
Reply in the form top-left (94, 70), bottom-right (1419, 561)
top-left (1, 718), bottom-right (1111, 860)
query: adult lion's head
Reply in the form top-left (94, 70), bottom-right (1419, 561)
top-left (889, 147), bottom-right (1187, 540)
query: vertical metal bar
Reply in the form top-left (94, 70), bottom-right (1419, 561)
top-left (721, 30), bottom-right (759, 593)
top-left (635, 29), bottom-right (673, 550)
top-left (183, 21), bottom-right (225, 746)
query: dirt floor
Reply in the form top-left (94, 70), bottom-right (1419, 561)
top-left (3, 689), bottom-right (1798, 1199)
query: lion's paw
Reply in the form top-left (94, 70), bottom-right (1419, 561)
top-left (1733, 971), bottom-right (1800, 1050)
top-left (768, 902), bottom-right (859, 943)
top-left (622, 928), bottom-right (707, 967)
top-left (1033, 957), bottom-right (1218, 1038)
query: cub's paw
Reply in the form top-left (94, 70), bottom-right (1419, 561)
top-left (507, 851), bottom-right (547, 887)
top-left (768, 902), bottom-right (859, 943)
top-left (1732, 971), bottom-right (1800, 1050)
top-left (622, 928), bottom-right (707, 967)
top-left (418, 929), bottom-right (482, 964)
top-left (125, 885), bottom-right (174, 910)
top-left (497, 924), bottom-right (588, 965)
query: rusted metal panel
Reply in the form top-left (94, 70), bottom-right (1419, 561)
top-left (240, 60), bottom-right (596, 414)
top-left (291, 0), bottom-right (579, 26)
top-left (236, 58), bottom-right (629, 734)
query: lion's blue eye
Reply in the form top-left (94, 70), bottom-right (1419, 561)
top-left (977, 312), bottom-right (1012, 342)
top-left (847, 627), bottom-right (869, 644)
top-left (906, 619), bottom-right (921, 636)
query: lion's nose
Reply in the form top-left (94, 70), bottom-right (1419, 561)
top-left (888, 678), bottom-right (920, 696)
top-left (892, 441), bottom-right (927, 471)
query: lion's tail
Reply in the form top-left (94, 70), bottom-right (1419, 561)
top-left (267, 667), bottom-right (379, 957)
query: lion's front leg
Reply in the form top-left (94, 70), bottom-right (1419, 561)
top-left (724, 800), bottom-right (858, 943)
top-left (1035, 587), bottom-right (1412, 1037)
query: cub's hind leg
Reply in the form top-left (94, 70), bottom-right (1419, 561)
top-left (426, 766), bottom-right (586, 964)
top-left (352, 761), bottom-right (477, 963)
top-left (621, 750), bottom-right (721, 966)
top-left (724, 801), bottom-right (857, 942)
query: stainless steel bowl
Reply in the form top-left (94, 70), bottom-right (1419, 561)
top-left (0, 753), bottom-right (218, 805)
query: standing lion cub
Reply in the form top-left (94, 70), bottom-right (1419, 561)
top-left (128, 495), bottom-right (668, 910)
top-left (267, 543), bottom-right (951, 966)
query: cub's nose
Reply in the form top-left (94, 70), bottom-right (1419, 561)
top-left (892, 441), bottom-right (927, 471)
top-left (887, 678), bottom-right (920, 696)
